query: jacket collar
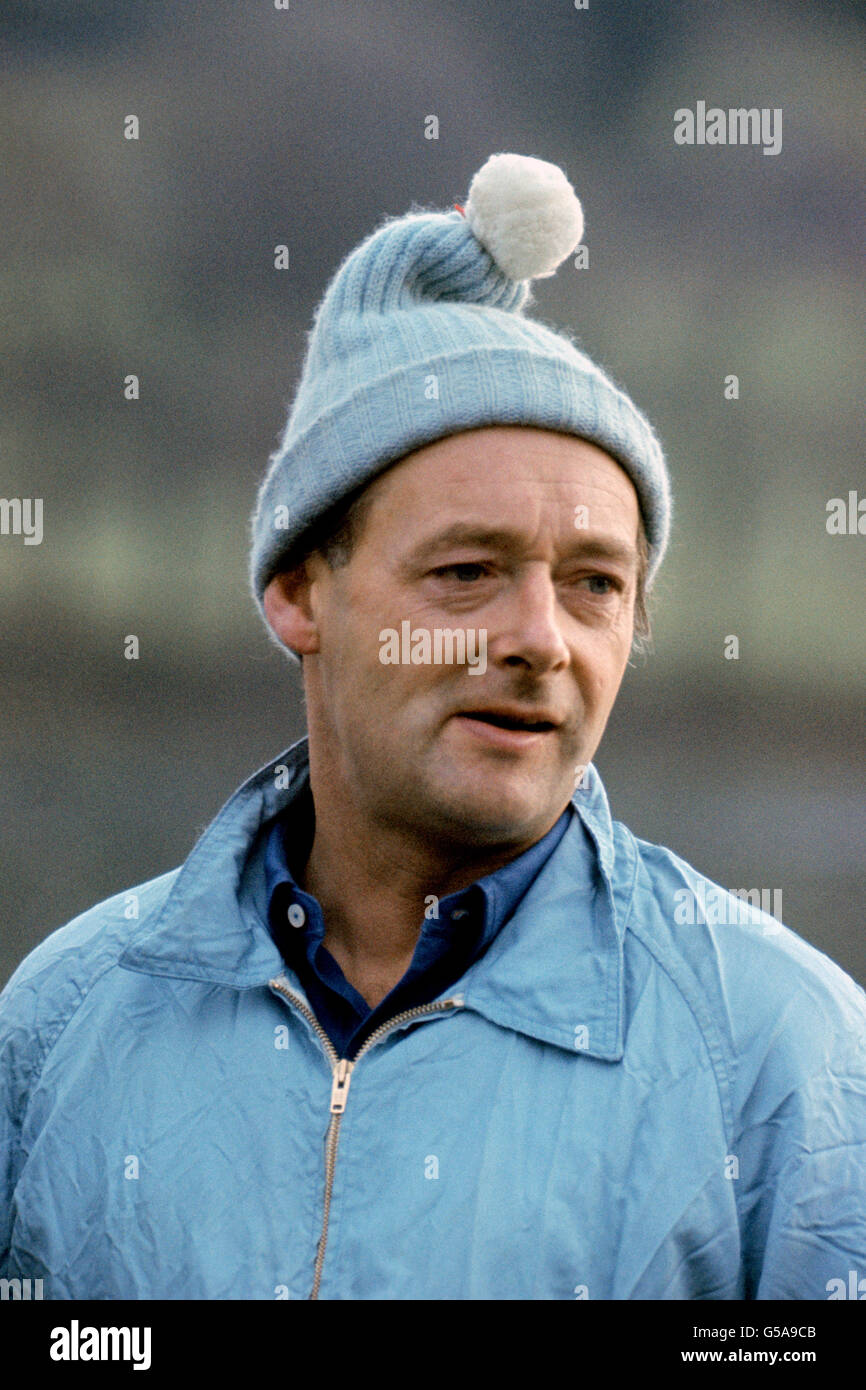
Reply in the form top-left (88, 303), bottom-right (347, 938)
top-left (119, 737), bottom-right (633, 1061)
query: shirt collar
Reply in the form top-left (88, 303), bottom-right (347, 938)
top-left (263, 774), bottom-right (573, 952)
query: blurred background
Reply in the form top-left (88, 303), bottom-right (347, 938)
top-left (1, 0), bottom-right (864, 988)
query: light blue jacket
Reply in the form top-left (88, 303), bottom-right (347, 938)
top-left (2, 738), bottom-right (865, 1300)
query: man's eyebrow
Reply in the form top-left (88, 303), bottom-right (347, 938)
top-left (404, 524), bottom-right (521, 561)
top-left (401, 523), bottom-right (639, 568)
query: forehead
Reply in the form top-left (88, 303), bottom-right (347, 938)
top-left (365, 426), bottom-right (640, 543)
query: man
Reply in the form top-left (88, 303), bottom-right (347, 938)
top-left (2, 154), bottom-right (864, 1300)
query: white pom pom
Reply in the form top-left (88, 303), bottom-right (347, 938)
top-left (464, 153), bottom-right (584, 282)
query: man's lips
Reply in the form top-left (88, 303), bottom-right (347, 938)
top-left (454, 706), bottom-right (561, 732)
top-left (450, 706), bottom-right (562, 749)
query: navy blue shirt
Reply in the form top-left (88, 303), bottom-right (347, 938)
top-left (265, 777), bottom-right (573, 1059)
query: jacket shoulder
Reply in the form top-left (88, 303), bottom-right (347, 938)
top-left (620, 825), bottom-right (866, 1091)
top-left (614, 824), bottom-right (866, 1298)
top-left (0, 868), bottom-right (180, 1072)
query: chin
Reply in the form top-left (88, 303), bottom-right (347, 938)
top-left (424, 780), bottom-right (555, 846)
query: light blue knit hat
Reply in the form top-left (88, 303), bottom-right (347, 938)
top-left (250, 153), bottom-right (671, 609)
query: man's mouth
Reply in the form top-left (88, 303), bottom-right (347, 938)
top-left (458, 710), bottom-right (557, 732)
top-left (450, 707), bottom-right (562, 750)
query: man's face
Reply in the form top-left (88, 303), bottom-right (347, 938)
top-left (282, 426), bottom-right (641, 853)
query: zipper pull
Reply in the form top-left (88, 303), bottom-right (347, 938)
top-left (329, 1058), bottom-right (354, 1114)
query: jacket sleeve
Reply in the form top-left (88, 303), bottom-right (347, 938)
top-left (1, 874), bottom-right (176, 1277)
top-left (0, 946), bottom-right (83, 1275)
top-left (733, 972), bottom-right (866, 1299)
top-left (0, 967), bottom-right (38, 1273)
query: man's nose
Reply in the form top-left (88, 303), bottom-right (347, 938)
top-left (486, 567), bottom-right (571, 673)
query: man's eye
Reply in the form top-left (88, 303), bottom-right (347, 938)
top-left (582, 574), bottom-right (619, 595)
top-left (432, 563), bottom-right (488, 582)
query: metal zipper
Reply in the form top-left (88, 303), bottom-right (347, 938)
top-left (269, 976), bottom-right (463, 1299)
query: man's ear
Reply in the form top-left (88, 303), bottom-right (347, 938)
top-left (262, 563), bottom-right (321, 656)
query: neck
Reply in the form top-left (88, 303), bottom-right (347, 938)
top-left (298, 752), bottom-right (547, 1008)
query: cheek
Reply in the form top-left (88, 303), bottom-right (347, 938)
top-left (328, 620), bottom-right (426, 718)
top-left (310, 613), bottom-right (382, 726)
top-left (576, 640), bottom-right (629, 714)
top-left (320, 580), bottom-right (385, 675)
top-left (346, 591), bottom-right (459, 692)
